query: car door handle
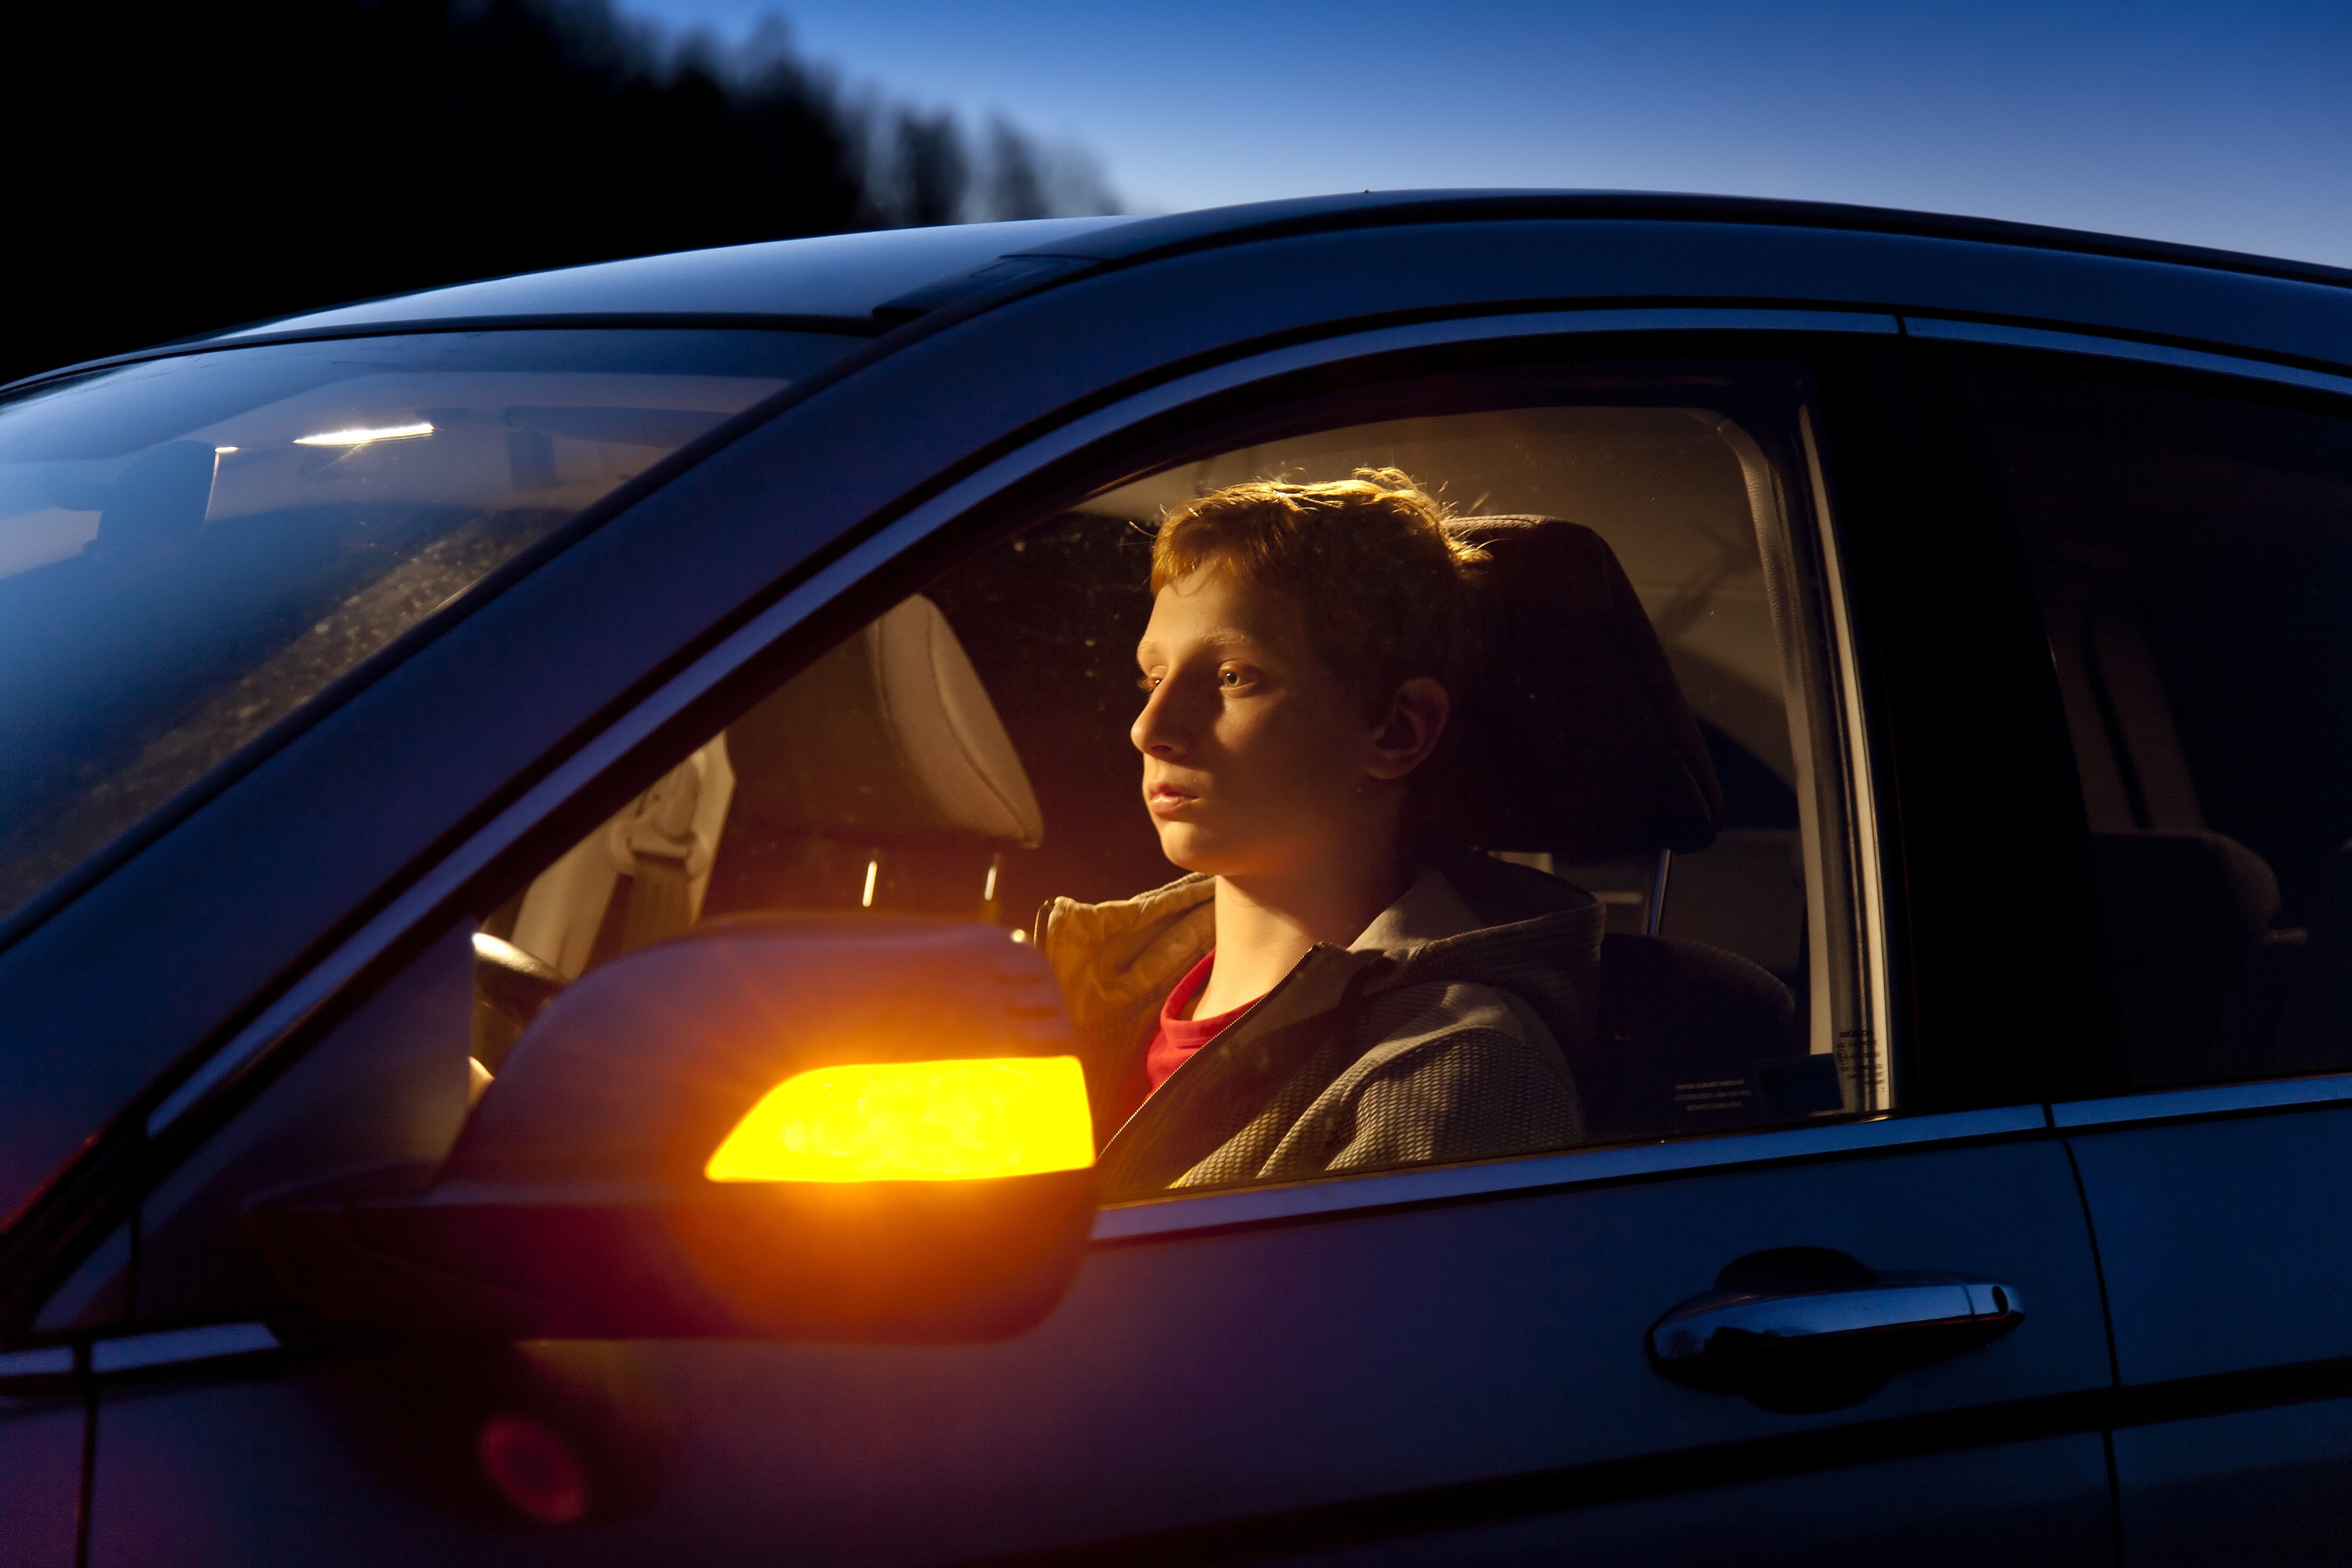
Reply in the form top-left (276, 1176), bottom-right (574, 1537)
top-left (1650, 1269), bottom-right (2024, 1400)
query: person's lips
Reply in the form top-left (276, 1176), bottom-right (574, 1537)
top-left (1144, 780), bottom-right (1200, 816)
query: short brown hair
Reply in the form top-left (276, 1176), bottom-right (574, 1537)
top-left (1150, 467), bottom-right (1487, 721)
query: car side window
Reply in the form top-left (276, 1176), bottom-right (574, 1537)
top-left (487, 375), bottom-right (1883, 1181)
top-left (1973, 357), bottom-right (2352, 1092)
top-left (129, 360), bottom-right (1884, 1326)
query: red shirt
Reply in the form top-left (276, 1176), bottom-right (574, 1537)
top-left (1109, 949), bottom-right (1260, 1130)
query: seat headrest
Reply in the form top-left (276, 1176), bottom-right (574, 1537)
top-left (1442, 516), bottom-right (1723, 858)
top-left (727, 595), bottom-right (1043, 846)
top-left (2089, 828), bottom-right (2280, 1086)
top-left (2091, 829), bottom-right (2279, 959)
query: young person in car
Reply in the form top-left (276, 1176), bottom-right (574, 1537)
top-left (1037, 469), bottom-right (1599, 1196)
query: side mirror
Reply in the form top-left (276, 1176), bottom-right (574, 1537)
top-left (250, 918), bottom-right (1095, 1343)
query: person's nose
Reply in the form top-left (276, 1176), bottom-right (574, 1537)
top-left (1131, 676), bottom-right (1191, 759)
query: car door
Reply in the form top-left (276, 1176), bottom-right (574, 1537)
top-left (0, 1372), bottom-right (79, 1568)
top-left (1918, 324), bottom-right (2352, 1567)
top-left (32, 310), bottom-right (2122, 1566)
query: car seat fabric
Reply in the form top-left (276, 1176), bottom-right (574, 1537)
top-left (507, 593), bottom-right (1041, 980)
top-left (2218, 840), bottom-right (2352, 1085)
top-left (1434, 518), bottom-right (1810, 1139)
top-left (508, 739), bottom-right (735, 978)
top-left (725, 596), bottom-right (1043, 847)
top-left (1442, 515), bottom-right (1724, 859)
top-left (2089, 829), bottom-right (2279, 1087)
top-left (1440, 851), bottom-right (1807, 1138)
top-left (705, 594), bottom-right (1042, 919)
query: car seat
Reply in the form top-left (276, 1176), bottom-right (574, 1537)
top-left (1439, 515), bottom-right (1828, 1140)
top-left (2089, 827), bottom-right (2352, 1090)
top-left (478, 595), bottom-right (1041, 1063)
top-left (702, 593), bottom-right (1043, 921)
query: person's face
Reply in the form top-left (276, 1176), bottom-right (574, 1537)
top-left (1132, 566), bottom-right (1435, 880)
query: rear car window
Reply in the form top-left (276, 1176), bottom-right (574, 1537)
top-left (1979, 359), bottom-right (2352, 1091)
top-left (0, 328), bottom-right (857, 926)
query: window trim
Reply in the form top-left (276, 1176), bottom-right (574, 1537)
top-left (140, 305), bottom-right (1906, 1229)
top-left (1800, 410), bottom-right (1892, 1110)
top-left (2054, 1071), bottom-right (2352, 1131)
top-left (1902, 316), bottom-right (2352, 400)
top-left (1091, 1104), bottom-right (2047, 1243)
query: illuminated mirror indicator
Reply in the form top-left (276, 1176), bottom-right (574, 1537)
top-left (706, 1056), bottom-right (1094, 1183)
top-left (294, 421), bottom-right (435, 447)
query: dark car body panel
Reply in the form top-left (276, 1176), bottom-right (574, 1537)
top-left (87, 1134), bottom-right (2111, 1565)
top-left (2063, 1097), bottom-right (2352, 1563)
top-left (0, 1395), bottom-right (81, 1564)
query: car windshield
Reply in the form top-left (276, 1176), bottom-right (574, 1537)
top-left (0, 327), bottom-right (858, 927)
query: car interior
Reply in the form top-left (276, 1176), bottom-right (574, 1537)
top-left (475, 400), bottom-right (1855, 1164)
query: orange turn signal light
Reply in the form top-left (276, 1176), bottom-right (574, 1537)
top-left (705, 1057), bottom-right (1095, 1183)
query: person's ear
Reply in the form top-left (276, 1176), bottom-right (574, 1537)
top-left (1364, 677), bottom-right (1449, 781)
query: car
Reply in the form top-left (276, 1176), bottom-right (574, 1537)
top-left (2, 191), bottom-right (2350, 1567)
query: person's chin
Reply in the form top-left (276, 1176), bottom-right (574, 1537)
top-left (1153, 821), bottom-right (1228, 875)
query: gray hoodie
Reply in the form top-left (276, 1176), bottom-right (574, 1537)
top-left (1036, 864), bottom-right (1598, 1198)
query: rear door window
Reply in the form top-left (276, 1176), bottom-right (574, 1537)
top-left (1975, 359), bottom-right (2352, 1090)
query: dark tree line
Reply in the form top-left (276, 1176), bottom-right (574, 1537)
top-left (5, 0), bottom-right (1118, 383)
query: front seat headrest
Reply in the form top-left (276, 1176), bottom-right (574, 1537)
top-left (1442, 516), bottom-right (1724, 857)
top-left (726, 595), bottom-right (1043, 846)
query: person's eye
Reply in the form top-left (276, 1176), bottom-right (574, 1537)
top-left (1218, 665), bottom-right (1255, 690)
top-left (1136, 672), bottom-right (1163, 693)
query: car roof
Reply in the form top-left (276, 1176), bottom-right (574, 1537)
top-left (208, 216), bottom-right (1139, 339)
top-left (204, 190), bottom-right (2350, 347)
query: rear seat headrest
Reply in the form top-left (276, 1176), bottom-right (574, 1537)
top-left (2089, 828), bottom-right (2281, 1087)
top-left (727, 595), bottom-right (1043, 846)
top-left (1442, 516), bottom-right (1724, 858)
top-left (2091, 829), bottom-right (2280, 958)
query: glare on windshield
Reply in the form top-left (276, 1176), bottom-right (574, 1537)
top-left (0, 327), bottom-right (855, 927)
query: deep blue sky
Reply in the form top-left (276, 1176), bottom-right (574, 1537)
top-left (622, 0), bottom-right (2352, 268)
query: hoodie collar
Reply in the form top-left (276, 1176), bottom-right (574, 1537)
top-left (1348, 866), bottom-right (1483, 954)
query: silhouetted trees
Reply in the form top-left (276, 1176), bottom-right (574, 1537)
top-left (5, 0), bottom-right (1119, 383)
